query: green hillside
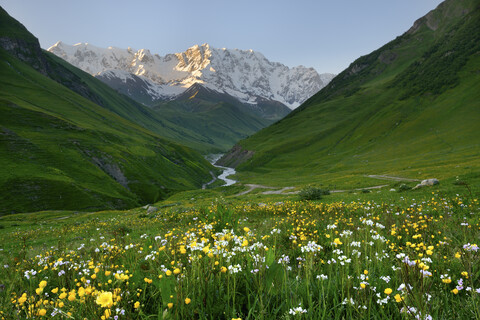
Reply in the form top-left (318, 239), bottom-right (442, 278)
top-left (153, 84), bottom-right (275, 151)
top-left (0, 8), bottom-right (214, 214)
top-left (43, 55), bottom-right (237, 153)
top-left (221, 0), bottom-right (480, 188)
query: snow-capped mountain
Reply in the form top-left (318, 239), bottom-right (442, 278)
top-left (48, 42), bottom-right (335, 109)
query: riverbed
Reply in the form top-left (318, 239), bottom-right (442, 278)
top-left (203, 154), bottom-right (237, 188)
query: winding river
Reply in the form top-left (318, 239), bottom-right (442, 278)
top-left (203, 154), bottom-right (237, 188)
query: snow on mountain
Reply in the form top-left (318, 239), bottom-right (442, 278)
top-left (48, 42), bottom-right (335, 109)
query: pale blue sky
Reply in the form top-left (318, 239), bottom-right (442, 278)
top-left (1, 0), bottom-right (443, 74)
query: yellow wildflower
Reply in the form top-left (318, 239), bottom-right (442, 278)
top-left (96, 291), bottom-right (113, 308)
top-left (144, 277), bottom-right (153, 284)
top-left (18, 294), bottom-right (27, 304)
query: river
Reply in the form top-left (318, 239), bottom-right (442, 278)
top-left (203, 154), bottom-right (237, 188)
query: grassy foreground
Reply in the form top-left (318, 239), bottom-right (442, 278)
top-left (0, 181), bottom-right (479, 319)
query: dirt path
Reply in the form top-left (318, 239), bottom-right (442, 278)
top-left (365, 174), bottom-right (420, 182)
top-left (235, 183), bottom-right (392, 197)
top-left (233, 174), bottom-right (417, 197)
top-left (261, 187), bottom-right (296, 195)
top-left (235, 184), bottom-right (277, 196)
top-left (329, 184), bottom-right (390, 193)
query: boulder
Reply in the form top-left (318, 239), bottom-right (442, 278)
top-left (147, 206), bottom-right (158, 214)
top-left (413, 178), bottom-right (439, 190)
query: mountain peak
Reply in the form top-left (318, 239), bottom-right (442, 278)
top-left (48, 42), bottom-right (335, 109)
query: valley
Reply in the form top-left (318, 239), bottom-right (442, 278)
top-left (0, 0), bottom-right (479, 319)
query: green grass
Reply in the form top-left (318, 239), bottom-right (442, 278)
top-left (0, 182), bottom-right (479, 319)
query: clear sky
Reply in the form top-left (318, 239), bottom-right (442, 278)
top-left (1, 0), bottom-right (443, 74)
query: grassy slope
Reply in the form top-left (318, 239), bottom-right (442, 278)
top-left (0, 6), bottom-right (224, 214)
top-left (43, 53), bottom-right (231, 154)
top-left (230, 0), bottom-right (480, 188)
top-left (0, 48), bottom-right (215, 214)
top-left (154, 99), bottom-right (272, 152)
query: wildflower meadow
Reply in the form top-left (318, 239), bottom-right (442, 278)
top-left (0, 192), bottom-right (479, 319)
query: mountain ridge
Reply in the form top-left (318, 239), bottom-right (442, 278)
top-left (48, 42), bottom-right (335, 109)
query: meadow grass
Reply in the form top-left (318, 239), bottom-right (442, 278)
top-left (0, 182), bottom-right (479, 319)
